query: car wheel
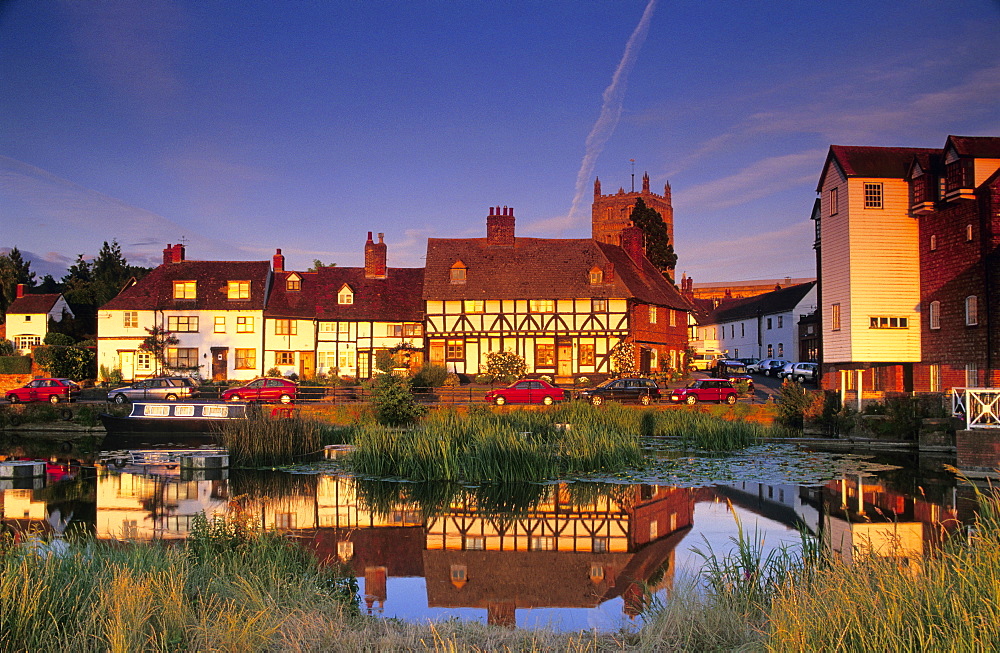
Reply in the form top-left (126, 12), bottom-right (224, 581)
top-left (114, 394), bottom-right (128, 404)
top-left (542, 396), bottom-right (554, 406)
top-left (49, 394), bottom-right (60, 404)
top-left (165, 394), bottom-right (178, 401)
top-left (279, 394), bottom-right (292, 404)
top-left (725, 394), bottom-right (737, 405)
top-left (639, 394), bottom-right (652, 406)
top-left (494, 396), bottom-right (506, 406)
top-left (796, 375), bottom-right (806, 383)
top-left (684, 395), bottom-right (697, 406)
top-left (591, 395), bottom-right (604, 406)
top-left (7, 395), bottom-right (18, 404)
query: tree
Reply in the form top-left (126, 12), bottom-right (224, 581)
top-left (139, 326), bottom-right (179, 374)
top-left (0, 247), bottom-right (36, 319)
top-left (308, 259), bottom-right (336, 272)
top-left (482, 350), bottom-right (527, 384)
top-left (629, 198), bottom-right (677, 281)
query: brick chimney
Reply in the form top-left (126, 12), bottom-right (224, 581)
top-left (16, 283), bottom-right (25, 299)
top-left (364, 232), bottom-right (387, 279)
top-left (486, 206), bottom-right (515, 248)
top-left (621, 226), bottom-right (645, 263)
top-left (272, 248), bottom-right (285, 272)
top-left (162, 243), bottom-right (185, 264)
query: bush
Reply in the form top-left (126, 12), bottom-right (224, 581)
top-left (33, 345), bottom-right (95, 380)
top-left (411, 363), bottom-right (449, 389)
top-left (0, 355), bottom-right (31, 374)
top-left (0, 339), bottom-right (14, 356)
top-left (483, 350), bottom-right (526, 384)
top-left (43, 332), bottom-right (74, 346)
top-left (369, 374), bottom-right (426, 426)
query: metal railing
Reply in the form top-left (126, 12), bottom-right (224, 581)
top-left (951, 388), bottom-right (1000, 429)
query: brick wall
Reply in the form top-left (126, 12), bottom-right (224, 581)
top-left (956, 429), bottom-right (1000, 471)
top-left (0, 374), bottom-right (33, 393)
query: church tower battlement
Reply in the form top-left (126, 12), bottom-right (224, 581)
top-left (591, 172), bottom-right (674, 255)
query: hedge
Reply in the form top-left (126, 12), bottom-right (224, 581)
top-left (0, 356), bottom-right (32, 374)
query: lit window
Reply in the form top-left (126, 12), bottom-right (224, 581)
top-left (167, 316), bottom-right (199, 332)
top-left (235, 348), bottom-right (256, 369)
top-left (166, 347), bottom-right (198, 369)
top-left (929, 301), bottom-right (941, 330)
top-left (275, 351), bottom-right (294, 366)
top-left (929, 364), bottom-right (941, 392)
top-left (593, 299), bottom-right (607, 312)
top-left (669, 309), bottom-right (677, 327)
top-left (589, 268), bottom-right (603, 285)
top-left (966, 224), bottom-right (974, 242)
top-left (579, 344), bottom-right (595, 366)
top-left (227, 281), bottom-right (250, 300)
top-left (464, 300), bottom-right (484, 313)
top-left (237, 316), bottom-right (254, 333)
top-left (832, 303), bottom-right (841, 331)
top-left (864, 183), bottom-right (883, 208)
top-left (338, 286), bottom-right (354, 305)
top-left (275, 319), bottom-right (296, 336)
top-left (214, 316), bottom-right (226, 333)
top-left (530, 299), bottom-right (554, 313)
top-left (173, 281), bottom-right (196, 299)
top-left (286, 274), bottom-right (301, 291)
top-left (868, 317), bottom-right (909, 329)
top-left (536, 342), bottom-right (555, 367)
top-left (966, 296), bottom-right (978, 326)
top-left (450, 262), bottom-right (467, 284)
top-left (648, 306), bottom-right (657, 324)
top-left (446, 339), bottom-right (464, 361)
top-left (124, 311), bottom-right (138, 328)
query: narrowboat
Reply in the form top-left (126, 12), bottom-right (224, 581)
top-left (99, 401), bottom-right (248, 438)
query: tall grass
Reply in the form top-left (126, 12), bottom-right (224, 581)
top-left (218, 415), bottom-right (324, 467)
top-left (348, 404), bottom-right (645, 482)
top-left (642, 407), bottom-right (767, 450)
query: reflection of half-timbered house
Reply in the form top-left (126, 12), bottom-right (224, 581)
top-left (264, 233), bottom-right (424, 380)
top-left (423, 207), bottom-right (690, 378)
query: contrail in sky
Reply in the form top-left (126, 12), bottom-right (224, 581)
top-left (568, 0), bottom-right (657, 226)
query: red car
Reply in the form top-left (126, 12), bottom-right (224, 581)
top-left (669, 378), bottom-right (739, 405)
top-left (222, 378), bottom-right (297, 404)
top-left (6, 378), bottom-right (81, 404)
top-left (485, 379), bottom-right (569, 406)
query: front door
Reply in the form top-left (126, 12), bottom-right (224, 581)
top-left (211, 347), bottom-right (228, 382)
top-left (299, 352), bottom-right (315, 379)
top-left (119, 351), bottom-right (134, 381)
top-left (557, 341), bottom-right (573, 377)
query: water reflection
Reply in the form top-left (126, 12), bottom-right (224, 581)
top-left (0, 441), bottom-right (980, 632)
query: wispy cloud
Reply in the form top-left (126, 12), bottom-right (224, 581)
top-left (565, 0), bottom-right (657, 229)
top-left (678, 220), bottom-right (816, 281)
top-left (676, 150), bottom-right (825, 212)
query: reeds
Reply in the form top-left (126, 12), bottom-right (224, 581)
top-left (643, 407), bottom-right (766, 450)
top-left (218, 414), bottom-right (324, 467)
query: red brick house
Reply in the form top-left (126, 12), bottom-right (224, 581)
top-left (909, 135), bottom-right (1000, 390)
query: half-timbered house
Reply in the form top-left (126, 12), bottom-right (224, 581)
top-left (422, 207), bottom-right (690, 379)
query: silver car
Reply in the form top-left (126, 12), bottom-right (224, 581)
top-left (780, 362), bottom-right (818, 384)
top-left (108, 377), bottom-right (199, 404)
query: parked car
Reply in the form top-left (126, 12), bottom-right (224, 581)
top-left (222, 378), bottom-right (298, 404)
top-left (484, 379), bottom-right (569, 406)
top-left (710, 360), bottom-right (755, 393)
top-left (577, 378), bottom-right (661, 406)
top-left (780, 362), bottom-right (819, 384)
top-left (738, 357), bottom-right (761, 371)
top-left (107, 377), bottom-right (199, 404)
top-left (756, 358), bottom-right (791, 377)
top-left (5, 378), bottom-right (81, 404)
top-left (669, 378), bottom-right (739, 405)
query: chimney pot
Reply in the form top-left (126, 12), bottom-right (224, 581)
top-left (273, 248), bottom-right (285, 273)
top-left (16, 283), bottom-right (25, 299)
top-left (486, 204), bottom-right (515, 248)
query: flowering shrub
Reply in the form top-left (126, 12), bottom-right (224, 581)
top-left (483, 350), bottom-right (527, 384)
top-left (609, 341), bottom-right (635, 374)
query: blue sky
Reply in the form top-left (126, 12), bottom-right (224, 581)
top-left (2, 0), bottom-right (998, 283)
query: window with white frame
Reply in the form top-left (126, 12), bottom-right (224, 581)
top-left (173, 281), bottom-right (196, 299)
top-left (227, 281), bottom-right (250, 300)
top-left (864, 182), bottom-right (883, 208)
top-left (338, 286), bottom-right (354, 304)
top-left (966, 296), bottom-right (978, 326)
top-left (167, 316), bottom-right (199, 332)
top-left (338, 348), bottom-right (354, 371)
top-left (166, 347), bottom-right (198, 369)
top-left (214, 316), bottom-right (226, 333)
top-left (338, 322), bottom-right (349, 335)
top-left (592, 299), bottom-right (607, 312)
top-left (450, 262), bottom-right (467, 284)
top-left (530, 299), bottom-right (554, 313)
top-left (124, 311), bottom-right (138, 328)
top-left (237, 316), bottom-right (254, 333)
top-left (648, 305), bottom-right (657, 324)
top-left (929, 301), bottom-right (941, 330)
top-left (669, 309), bottom-right (676, 327)
top-left (531, 536), bottom-right (555, 551)
top-left (966, 363), bottom-right (978, 387)
top-left (275, 319), bottom-right (296, 336)
top-left (869, 316), bottom-right (909, 329)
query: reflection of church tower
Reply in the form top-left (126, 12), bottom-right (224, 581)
top-left (591, 173), bottom-right (675, 273)
top-left (364, 566), bottom-right (387, 614)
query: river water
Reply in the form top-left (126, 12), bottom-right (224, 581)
top-left (0, 433), bottom-right (974, 632)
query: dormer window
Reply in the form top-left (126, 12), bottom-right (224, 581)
top-left (450, 261), bottom-right (467, 284)
top-left (286, 273), bottom-right (302, 291)
top-left (227, 281), bottom-right (250, 300)
top-left (338, 284), bottom-right (354, 305)
top-left (173, 281), bottom-right (196, 299)
top-left (589, 267), bottom-right (603, 285)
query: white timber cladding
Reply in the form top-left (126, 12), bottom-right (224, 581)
top-left (423, 297), bottom-right (629, 374)
top-left (819, 164), bottom-right (921, 364)
top-left (973, 158), bottom-right (1000, 187)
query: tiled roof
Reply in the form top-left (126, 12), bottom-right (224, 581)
top-left (101, 260), bottom-right (272, 311)
top-left (947, 135), bottom-right (1000, 158)
top-left (822, 145), bottom-right (939, 186)
top-left (423, 237), bottom-right (691, 311)
top-left (266, 267), bottom-right (424, 322)
top-left (706, 282), bottom-right (817, 324)
top-left (6, 293), bottom-right (62, 315)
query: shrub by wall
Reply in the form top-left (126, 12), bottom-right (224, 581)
top-left (0, 356), bottom-right (32, 374)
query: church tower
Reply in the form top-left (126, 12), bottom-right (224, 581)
top-left (591, 172), bottom-right (674, 269)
